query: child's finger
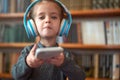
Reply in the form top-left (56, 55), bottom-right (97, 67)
top-left (31, 44), bottom-right (37, 54)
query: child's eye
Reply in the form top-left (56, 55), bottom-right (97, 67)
top-left (51, 16), bottom-right (57, 19)
top-left (39, 16), bottom-right (45, 20)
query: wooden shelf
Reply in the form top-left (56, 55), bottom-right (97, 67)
top-left (0, 9), bottom-right (120, 22)
top-left (86, 77), bottom-right (111, 80)
top-left (59, 43), bottom-right (120, 49)
top-left (59, 43), bottom-right (120, 55)
top-left (0, 73), bottom-right (112, 80)
top-left (0, 43), bottom-right (120, 49)
top-left (0, 43), bottom-right (33, 53)
top-left (71, 9), bottom-right (120, 18)
top-left (0, 13), bottom-right (24, 22)
top-left (0, 73), bottom-right (12, 79)
top-left (0, 43), bottom-right (120, 54)
top-left (0, 42), bottom-right (32, 48)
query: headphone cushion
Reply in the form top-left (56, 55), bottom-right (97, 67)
top-left (59, 19), bottom-right (68, 36)
top-left (27, 19), bottom-right (37, 37)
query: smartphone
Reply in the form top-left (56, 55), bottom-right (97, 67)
top-left (35, 47), bottom-right (64, 59)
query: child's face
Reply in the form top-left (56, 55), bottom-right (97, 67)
top-left (33, 1), bottom-right (61, 38)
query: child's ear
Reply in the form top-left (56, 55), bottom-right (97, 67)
top-left (27, 19), bottom-right (38, 37)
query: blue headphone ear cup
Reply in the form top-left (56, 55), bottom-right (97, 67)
top-left (59, 19), bottom-right (68, 36)
top-left (27, 19), bottom-right (37, 38)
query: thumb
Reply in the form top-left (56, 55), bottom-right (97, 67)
top-left (30, 44), bottom-right (37, 55)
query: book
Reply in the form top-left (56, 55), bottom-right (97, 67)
top-left (105, 20), bottom-right (120, 45)
top-left (118, 21), bottom-right (120, 44)
top-left (69, 0), bottom-right (82, 10)
top-left (113, 21), bottom-right (119, 44)
top-left (17, 0), bottom-right (31, 12)
top-left (94, 54), bottom-right (99, 78)
top-left (0, 24), bottom-right (5, 42)
top-left (2, 53), bottom-right (10, 73)
top-left (68, 23), bottom-right (78, 43)
top-left (112, 54), bottom-right (120, 80)
top-left (76, 23), bottom-right (83, 43)
top-left (104, 21), bottom-right (113, 45)
top-left (9, 53), bottom-right (19, 72)
top-left (60, 0), bottom-right (70, 10)
top-left (2, 23), bottom-right (34, 43)
top-left (81, 0), bottom-right (92, 10)
top-left (3, 0), bottom-right (10, 13)
top-left (81, 20), bottom-right (106, 44)
top-left (0, 0), bottom-right (3, 13)
top-left (10, 0), bottom-right (16, 13)
top-left (0, 52), bottom-right (20, 73)
top-left (0, 52), bottom-right (4, 73)
top-left (99, 54), bottom-right (113, 78)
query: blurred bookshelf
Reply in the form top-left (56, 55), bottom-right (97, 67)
top-left (0, 0), bottom-right (120, 80)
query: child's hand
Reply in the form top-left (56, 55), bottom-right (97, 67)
top-left (26, 44), bottom-right (44, 68)
top-left (47, 53), bottom-right (65, 67)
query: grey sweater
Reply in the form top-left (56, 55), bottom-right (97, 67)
top-left (11, 43), bottom-right (86, 80)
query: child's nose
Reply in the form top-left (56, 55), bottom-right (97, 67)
top-left (45, 17), bottom-right (51, 23)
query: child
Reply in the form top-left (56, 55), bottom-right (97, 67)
top-left (11, 0), bottom-right (86, 80)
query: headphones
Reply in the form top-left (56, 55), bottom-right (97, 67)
top-left (23, 0), bottom-right (72, 38)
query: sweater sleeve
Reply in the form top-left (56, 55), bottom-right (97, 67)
top-left (11, 45), bottom-right (33, 80)
top-left (60, 51), bottom-right (86, 80)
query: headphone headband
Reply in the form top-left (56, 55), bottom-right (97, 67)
top-left (23, 0), bottom-right (72, 38)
